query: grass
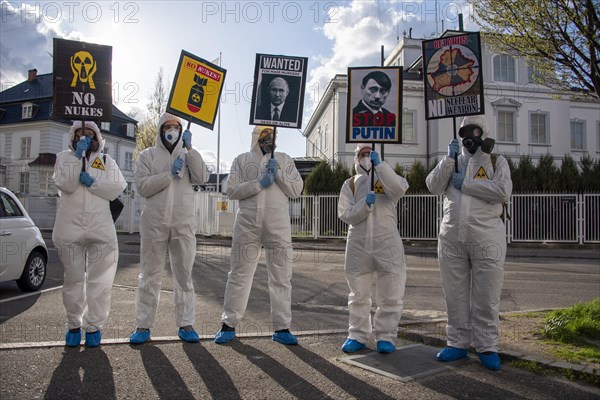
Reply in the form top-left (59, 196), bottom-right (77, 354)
top-left (538, 298), bottom-right (600, 364)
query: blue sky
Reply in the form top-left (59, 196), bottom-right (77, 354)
top-left (1, 0), bottom-right (477, 171)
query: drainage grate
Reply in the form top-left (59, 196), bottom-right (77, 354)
top-left (340, 344), bottom-right (469, 382)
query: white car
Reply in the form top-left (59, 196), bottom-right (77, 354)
top-left (0, 187), bottom-right (48, 291)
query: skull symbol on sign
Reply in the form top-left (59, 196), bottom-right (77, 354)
top-left (70, 51), bottom-right (97, 89)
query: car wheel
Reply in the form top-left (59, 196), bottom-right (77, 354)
top-left (16, 251), bottom-right (47, 292)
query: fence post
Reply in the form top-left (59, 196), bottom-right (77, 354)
top-left (312, 195), bottom-right (319, 239)
top-left (128, 196), bottom-right (134, 234)
top-left (578, 193), bottom-right (583, 245)
top-left (506, 196), bottom-right (512, 244)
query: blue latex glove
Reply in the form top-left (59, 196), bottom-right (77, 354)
top-left (370, 151), bottom-right (381, 166)
top-left (258, 172), bottom-right (275, 188)
top-left (75, 136), bottom-right (91, 159)
top-left (171, 157), bottom-right (184, 176)
top-left (267, 158), bottom-right (278, 174)
top-left (366, 191), bottom-right (376, 206)
top-left (448, 138), bottom-right (459, 159)
top-left (182, 130), bottom-right (192, 148)
top-left (79, 171), bottom-right (94, 187)
top-left (452, 172), bottom-right (465, 189)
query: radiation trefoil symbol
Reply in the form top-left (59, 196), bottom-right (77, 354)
top-left (70, 51), bottom-right (97, 89)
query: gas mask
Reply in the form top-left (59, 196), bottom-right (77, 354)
top-left (459, 124), bottom-right (495, 154)
top-left (258, 128), bottom-right (276, 155)
top-left (163, 128), bottom-right (181, 146)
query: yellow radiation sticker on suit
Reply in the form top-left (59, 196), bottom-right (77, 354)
top-left (474, 166), bottom-right (488, 179)
top-left (167, 50), bottom-right (227, 130)
top-left (373, 179), bottom-right (385, 193)
top-left (90, 157), bottom-right (105, 170)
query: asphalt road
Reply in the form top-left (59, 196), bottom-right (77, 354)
top-left (0, 233), bottom-right (599, 399)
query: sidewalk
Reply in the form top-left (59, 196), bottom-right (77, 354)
top-left (190, 234), bottom-right (600, 260)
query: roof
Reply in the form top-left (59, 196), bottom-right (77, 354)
top-left (28, 153), bottom-right (57, 166)
top-left (0, 72), bottom-right (138, 139)
top-left (0, 72), bottom-right (137, 124)
top-left (0, 73), bottom-right (54, 102)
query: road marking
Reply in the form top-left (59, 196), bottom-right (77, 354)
top-left (0, 285), bottom-right (62, 303)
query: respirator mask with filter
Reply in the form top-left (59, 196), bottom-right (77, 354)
top-left (458, 124), bottom-right (495, 154)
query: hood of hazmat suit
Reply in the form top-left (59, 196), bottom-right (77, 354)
top-left (425, 114), bottom-right (512, 243)
top-left (338, 143), bottom-right (409, 275)
top-left (53, 120), bottom-right (127, 243)
top-left (134, 112), bottom-right (209, 240)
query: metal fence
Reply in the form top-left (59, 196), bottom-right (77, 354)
top-left (17, 192), bottom-right (600, 244)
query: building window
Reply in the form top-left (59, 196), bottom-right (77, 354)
top-left (324, 125), bottom-right (329, 150)
top-left (126, 123), bottom-right (135, 137)
top-left (570, 120), bottom-right (586, 150)
top-left (530, 112), bottom-right (549, 144)
top-left (124, 152), bottom-right (133, 170)
top-left (19, 172), bottom-right (30, 193)
top-left (493, 54), bottom-right (516, 82)
top-left (22, 102), bottom-right (34, 119)
top-left (402, 111), bottom-right (415, 143)
top-left (20, 137), bottom-right (31, 158)
top-left (497, 111), bottom-right (515, 142)
top-left (101, 121), bottom-right (110, 131)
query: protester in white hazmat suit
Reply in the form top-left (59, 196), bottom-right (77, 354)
top-left (214, 126), bottom-right (303, 345)
top-left (337, 143), bottom-right (409, 354)
top-left (426, 114), bottom-right (512, 370)
top-left (129, 112), bottom-right (209, 344)
top-left (53, 120), bottom-right (127, 347)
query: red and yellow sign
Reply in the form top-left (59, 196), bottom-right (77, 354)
top-left (167, 50), bottom-right (227, 130)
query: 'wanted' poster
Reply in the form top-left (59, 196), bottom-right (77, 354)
top-left (249, 53), bottom-right (308, 129)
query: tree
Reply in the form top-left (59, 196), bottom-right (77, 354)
top-left (304, 161), bottom-right (350, 194)
top-left (133, 68), bottom-right (170, 160)
top-left (580, 154), bottom-right (600, 192)
top-left (405, 160), bottom-right (430, 193)
top-left (559, 154), bottom-right (581, 192)
top-left (513, 155), bottom-right (537, 192)
top-left (473, 0), bottom-right (600, 100)
top-left (536, 153), bottom-right (560, 191)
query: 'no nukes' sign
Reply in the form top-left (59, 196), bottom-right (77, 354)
top-left (53, 38), bottom-right (112, 121)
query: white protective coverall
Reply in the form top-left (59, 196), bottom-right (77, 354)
top-left (337, 144), bottom-right (409, 344)
top-left (53, 121), bottom-right (127, 332)
top-left (425, 115), bottom-right (513, 353)
top-left (133, 113), bottom-right (209, 329)
top-left (221, 126), bottom-right (304, 331)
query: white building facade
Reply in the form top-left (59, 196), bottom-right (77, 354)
top-left (0, 70), bottom-right (137, 196)
top-left (304, 35), bottom-right (600, 171)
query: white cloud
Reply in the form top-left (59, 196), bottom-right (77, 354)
top-left (306, 0), bottom-right (474, 114)
top-left (0, 1), bottom-right (83, 88)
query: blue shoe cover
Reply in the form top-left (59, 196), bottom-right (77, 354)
top-left (65, 329), bottom-right (81, 347)
top-left (341, 338), bottom-right (366, 353)
top-left (272, 331), bottom-right (298, 345)
top-left (437, 346), bottom-right (468, 361)
top-left (178, 327), bottom-right (200, 343)
top-left (478, 352), bottom-right (501, 370)
top-left (85, 330), bottom-right (102, 348)
top-left (214, 330), bottom-right (236, 344)
top-left (377, 341), bottom-right (396, 354)
top-left (129, 329), bottom-right (151, 344)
